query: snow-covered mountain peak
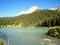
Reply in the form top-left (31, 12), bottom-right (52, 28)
top-left (18, 6), bottom-right (40, 15)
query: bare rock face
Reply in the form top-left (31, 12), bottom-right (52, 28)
top-left (58, 5), bottom-right (60, 11)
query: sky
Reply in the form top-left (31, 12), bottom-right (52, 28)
top-left (0, 0), bottom-right (60, 17)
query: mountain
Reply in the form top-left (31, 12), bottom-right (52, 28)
top-left (18, 6), bottom-right (40, 15)
top-left (0, 6), bottom-right (60, 28)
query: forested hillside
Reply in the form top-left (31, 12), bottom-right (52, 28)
top-left (0, 8), bottom-right (60, 28)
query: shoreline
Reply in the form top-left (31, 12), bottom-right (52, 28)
top-left (0, 26), bottom-right (60, 28)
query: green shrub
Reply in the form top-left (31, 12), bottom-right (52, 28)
top-left (55, 28), bottom-right (60, 34)
top-left (0, 38), bottom-right (4, 45)
top-left (47, 27), bottom-right (60, 39)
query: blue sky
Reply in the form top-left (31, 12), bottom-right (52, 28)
top-left (0, 0), bottom-right (60, 17)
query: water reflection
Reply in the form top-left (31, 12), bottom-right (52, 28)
top-left (0, 32), bottom-right (9, 45)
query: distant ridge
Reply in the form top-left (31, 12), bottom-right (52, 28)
top-left (48, 8), bottom-right (57, 10)
top-left (17, 6), bottom-right (59, 15)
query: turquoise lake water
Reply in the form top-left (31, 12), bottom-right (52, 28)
top-left (0, 28), bottom-right (60, 45)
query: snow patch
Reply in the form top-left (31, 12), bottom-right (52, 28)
top-left (48, 8), bottom-right (57, 10)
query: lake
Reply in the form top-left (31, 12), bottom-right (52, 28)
top-left (0, 28), bottom-right (60, 45)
